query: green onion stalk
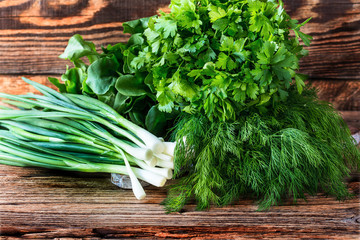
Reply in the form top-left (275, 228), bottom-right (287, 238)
top-left (0, 77), bottom-right (175, 200)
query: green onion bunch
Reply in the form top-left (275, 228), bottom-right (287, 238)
top-left (0, 77), bottom-right (175, 200)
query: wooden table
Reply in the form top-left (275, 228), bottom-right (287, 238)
top-left (0, 0), bottom-right (359, 239)
top-left (0, 165), bottom-right (359, 239)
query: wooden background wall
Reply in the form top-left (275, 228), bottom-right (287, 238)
top-left (0, 0), bottom-right (359, 112)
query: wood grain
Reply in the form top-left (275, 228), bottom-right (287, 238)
top-left (0, 0), bottom-right (170, 75)
top-left (311, 80), bottom-right (360, 111)
top-left (0, 1), bottom-right (359, 239)
top-left (0, 0), bottom-right (358, 81)
top-left (285, 0), bottom-right (360, 81)
top-left (0, 165), bottom-right (359, 239)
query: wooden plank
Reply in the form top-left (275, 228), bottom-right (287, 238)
top-left (0, 75), bottom-right (56, 95)
top-left (310, 80), bottom-right (360, 111)
top-left (0, 0), bottom-right (169, 75)
top-left (0, 165), bottom-right (359, 239)
top-left (285, 0), bottom-right (360, 80)
top-left (0, 0), bottom-right (358, 82)
top-left (341, 111), bottom-right (360, 134)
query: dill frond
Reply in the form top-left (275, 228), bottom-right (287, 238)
top-left (163, 86), bottom-right (360, 212)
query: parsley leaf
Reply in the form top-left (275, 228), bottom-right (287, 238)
top-left (130, 0), bottom-right (312, 122)
top-left (208, 5), bottom-right (227, 22)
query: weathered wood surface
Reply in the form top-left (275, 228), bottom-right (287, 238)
top-left (0, 0), bottom-right (359, 93)
top-left (0, 165), bottom-right (359, 239)
top-left (0, 1), bottom-right (359, 239)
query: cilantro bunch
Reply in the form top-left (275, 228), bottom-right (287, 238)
top-left (131, 0), bottom-right (312, 121)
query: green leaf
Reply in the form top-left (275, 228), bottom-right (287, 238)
top-left (145, 106), bottom-right (167, 135)
top-left (61, 67), bottom-right (86, 94)
top-left (233, 88), bottom-right (246, 103)
top-left (188, 69), bottom-right (202, 78)
top-left (122, 50), bottom-right (136, 74)
top-left (227, 57), bottom-right (237, 71)
top-left (298, 31), bottom-right (313, 47)
top-left (164, 52), bottom-right (179, 64)
top-left (249, 14), bottom-right (273, 39)
top-left (278, 88), bottom-right (289, 101)
top-left (113, 92), bottom-right (129, 113)
top-left (123, 17), bottom-right (150, 34)
top-left (131, 50), bottom-right (150, 69)
top-left (202, 62), bottom-right (216, 76)
top-left (168, 71), bottom-right (198, 100)
top-left (246, 83), bottom-right (259, 100)
top-left (129, 111), bottom-right (146, 128)
top-left (215, 52), bottom-right (229, 70)
top-left (155, 18), bottom-right (178, 38)
top-left (157, 89), bottom-right (175, 113)
top-left (208, 5), bottom-right (227, 22)
top-left (115, 75), bottom-right (147, 97)
top-left (127, 33), bottom-right (145, 46)
top-left (295, 73), bottom-right (307, 94)
top-left (183, 105), bottom-right (196, 114)
top-left (212, 18), bottom-right (229, 31)
top-left (144, 73), bottom-right (155, 92)
top-left (98, 90), bottom-right (116, 109)
top-left (59, 34), bottom-right (99, 63)
top-left (220, 36), bottom-right (234, 52)
top-left (200, 47), bottom-right (216, 62)
top-left (263, 41), bottom-right (276, 59)
top-left (144, 28), bottom-right (160, 42)
top-left (48, 77), bottom-right (66, 93)
top-left (271, 45), bottom-right (287, 64)
top-left (273, 54), bottom-right (297, 68)
top-left (257, 94), bottom-right (271, 105)
top-left (86, 55), bottom-right (120, 95)
top-left (273, 66), bottom-right (291, 82)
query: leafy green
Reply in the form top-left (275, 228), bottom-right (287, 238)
top-left (163, 86), bottom-right (360, 212)
top-left (115, 75), bottom-right (147, 97)
top-left (52, 19), bottom-right (175, 136)
top-left (145, 106), bottom-right (168, 136)
top-left (131, 0), bottom-right (312, 122)
top-left (86, 55), bottom-right (120, 95)
top-left (59, 34), bottom-right (99, 63)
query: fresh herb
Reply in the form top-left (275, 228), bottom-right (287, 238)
top-left (135, 0), bottom-right (359, 212)
top-left (163, 86), bottom-right (360, 212)
top-left (132, 0), bottom-right (312, 121)
top-left (4, 0), bottom-right (358, 213)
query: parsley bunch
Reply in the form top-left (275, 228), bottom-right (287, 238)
top-left (132, 0), bottom-right (312, 121)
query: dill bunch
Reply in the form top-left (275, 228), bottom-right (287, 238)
top-left (162, 86), bottom-right (360, 212)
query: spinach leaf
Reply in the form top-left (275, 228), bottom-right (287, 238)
top-left (145, 106), bottom-right (167, 136)
top-left (86, 55), bottom-right (119, 95)
top-left (115, 75), bottom-right (147, 97)
top-left (59, 34), bottom-right (99, 63)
